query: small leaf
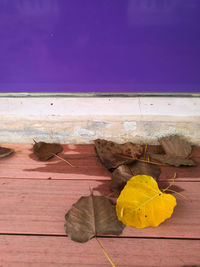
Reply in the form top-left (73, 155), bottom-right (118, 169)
top-left (110, 162), bottom-right (161, 194)
top-left (33, 141), bottom-right (63, 161)
top-left (65, 193), bottom-right (124, 243)
top-left (0, 147), bottom-right (14, 158)
top-left (116, 175), bottom-right (177, 228)
top-left (94, 139), bottom-right (143, 169)
top-left (149, 153), bottom-right (196, 167)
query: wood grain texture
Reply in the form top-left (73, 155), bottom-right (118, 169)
top-left (0, 235), bottom-right (200, 267)
top-left (0, 144), bottom-right (200, 266)
top-left (0, 179), bottom-right (199, 238)
top-left (0, 144), bottom-right (200, 181)
top-left (0, 144), bottom-right (110, 180)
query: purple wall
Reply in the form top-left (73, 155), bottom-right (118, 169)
top-left (0, 0), bottom-right (200, 93)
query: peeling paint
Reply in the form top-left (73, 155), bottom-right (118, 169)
top-left (0, 111), bottom-right (200, 145)
top-left (87, 121), bottom-right (111, 130)
top-left (123, 121), bottom-right (137, 131)
top-left (73, 126), bottom-right (95, 137)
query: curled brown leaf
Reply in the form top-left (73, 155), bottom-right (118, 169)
top-left (148, 153), bottom-right (196, 167)
top-left (0, 146), bottom-right (15, 158)
top-left (33, 141), bottom-right (63, 161)
top-left (160, 135), bottom-right (192, 157)
top-left (148, 135), bottom-right (196, 167)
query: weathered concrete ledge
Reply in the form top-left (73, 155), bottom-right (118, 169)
top-left (0, 97), bottom-right (199, 145)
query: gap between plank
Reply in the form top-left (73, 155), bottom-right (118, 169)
top-left (0, 233), bottom-right (199, 241)
top-left (0, 177), bottom-right (199, 182)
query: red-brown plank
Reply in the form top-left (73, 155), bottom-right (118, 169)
top-left (0, 179), bottom-right (199, 238)
top-left (0, 144), bottom-right (110, 180)
top-left (0, 144), bottom-right (200, 181)
top-left (0, 235), bottom-right (199, 266)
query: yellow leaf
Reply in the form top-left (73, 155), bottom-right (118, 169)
top-left (116, 175), bottom-right (177, 228)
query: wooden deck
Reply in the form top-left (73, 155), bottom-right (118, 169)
top-left (0, 144), bottom-right (200, 266)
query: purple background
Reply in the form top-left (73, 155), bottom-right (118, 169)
top-left (0, 0), bottom-right (200, 93)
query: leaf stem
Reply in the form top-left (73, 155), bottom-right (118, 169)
top-left (164, 189), bottom-right (192, 202)
top-left (51, 153), bottom-right (75, 167)
top-left (95, 237), bottom-right (116, 267)
top-left (163, 173), bottom-right (176, 192)
top-left (144, 144), bottom-right (148, 160)
top-left (118, 154), bottom-right (166, 166)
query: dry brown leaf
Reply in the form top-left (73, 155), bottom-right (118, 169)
top-left (65, 193), bottom-right (124, 243)
top-left (143, 145), bottom-right (164, 155)
top-left (0, 146), bottom-right (14, 158)
top-left (148, 153), bottom-right (195, 167)
top-left (147, 135), bottom-right (196, 167)
top-left (110, 165), bottom-right (132, 193)
top-left (33, 141), bottom-right (63, 161)
top-left (110, 162), bottom-right (161, 193)
top-left (94, 139), bottom-right (143, 169)
top-left (160, 135), bottom-right (192, 157)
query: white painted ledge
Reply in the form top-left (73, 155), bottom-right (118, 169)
top-left (0, 97), bottom-right (200, 118)
top-left (0, 97), bottom-right (200, 144)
